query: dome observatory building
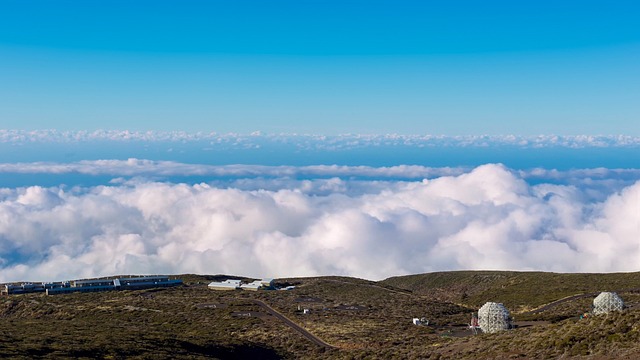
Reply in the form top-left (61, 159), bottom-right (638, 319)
top-left (478, 302), bottom-right (512, 333)
top-left (593, 292), bottom-right (624, 315)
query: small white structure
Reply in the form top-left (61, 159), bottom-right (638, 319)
top-left (303, 308), bottom-right (310, 314)
top-left (593, 292), bottom-right (624, 315)
top-left (412, 317), bottom-right (429, 326)
top-left (478, 302), bottom-right (512, 333)
top-left (240, 280), bottom-right (263, 291)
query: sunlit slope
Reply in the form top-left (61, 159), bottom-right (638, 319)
top-left (380, 271), bottom-right (640, 311)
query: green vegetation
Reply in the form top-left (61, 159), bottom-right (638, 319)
top-left (1, 271), bottom-right (640, 359)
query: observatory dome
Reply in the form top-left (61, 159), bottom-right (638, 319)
top-left (478, 302), bottom-right (512, 333)
top-left (593, 292), bottom-right (624, 315)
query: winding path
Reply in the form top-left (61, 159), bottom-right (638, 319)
top-left (522, 293), bottom-right (598, 314)
top-left (521, 288), bottom-right (640, 315)
top-left (323, 279), bottom-right (413, 296)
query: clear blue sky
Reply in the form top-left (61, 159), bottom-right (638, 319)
top-left (1, 1), bottom-right (639, 135)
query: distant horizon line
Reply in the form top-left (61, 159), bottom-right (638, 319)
top-left (1, 129), bottom-right (639, 148)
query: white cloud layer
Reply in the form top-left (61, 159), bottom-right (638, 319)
top-left (1, 129), bottom-right (640, 148)
top-left (0, 159), bottom-right (466, 179)
top-left (0, 164), bottom-right (639, 282)
top-left (1, 159), bottom-right (639, 184)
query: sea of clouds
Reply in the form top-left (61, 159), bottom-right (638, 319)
top-left (1, 161), bottom-right (639, 282)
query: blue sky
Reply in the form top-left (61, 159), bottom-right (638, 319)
top-left (1, 1), bottom-right (639, 134)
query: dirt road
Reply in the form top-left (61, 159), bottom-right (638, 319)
top-left (244, 298), bottom-right (337, 349)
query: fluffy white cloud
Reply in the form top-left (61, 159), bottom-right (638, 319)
top-left (0, 163), bottom-right (639, 282)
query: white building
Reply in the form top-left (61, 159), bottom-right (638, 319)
top-left (208, 278), bottom-right (274, 291)
top-left (208, 279), bottom-right (242, 291)
top-left (239, 280), bottom-right (263, 291)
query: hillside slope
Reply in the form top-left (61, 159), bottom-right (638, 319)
top-left (380, 271), bottom-right (640, 312)
top-left (1, 272), bottom-right (640, 359)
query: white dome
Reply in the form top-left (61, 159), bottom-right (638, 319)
top-left (478, 302), bottom-right (511, 333)
top-left (593, 292), bottom-right (624, 315)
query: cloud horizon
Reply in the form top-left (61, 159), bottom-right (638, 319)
top-left (2, 130), bottom-right (640, 148)
top-left (1, 163), bottom-right (638, 282)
